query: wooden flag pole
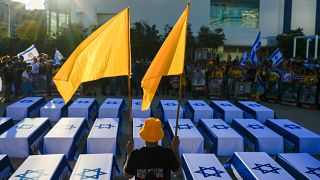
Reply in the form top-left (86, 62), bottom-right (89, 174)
top-left (174, 73), bottom-right (183, 136)
top-left (127, 7), bottom-right (133, 142)
top-left (174, 1), bottom-right (189, 137)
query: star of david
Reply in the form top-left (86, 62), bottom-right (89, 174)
top-left (211, 124), bottom-right (230, 130)
top-left (52, 100), bottom-right (63, 104)
top-left (17, 124), bottom-right (34, 129)
top-left (247, 124), bottom-right (265, 129)
top-left (256, 42), bottom-right (262, 49)
top-left (283, 124), bottom-right (301, 129)
top-left (134, 101), bottom-right (142, 105)
top-left (194, 166), bottom-right (225, 178)
top-left (20, 100), bottom-right (34, 103)
top-left (252, 163), bottom-right (281, 174)
top-left (106, 101), bottom-right (118, 104)
top-left (78, 100), bottom-right (90, 104)
top-left (248, 104), bottom-right (261, 107)
top-left (193, 103), bottom-right (205, 106)
top-left (96, 124), bottom-right (114, 129)
top-left (305, 167), bottom-right (320, 177)
top-left (164, 103), bottom-right (177, 106)
top-left (61, 125), bottom-right (77, 130)
top-left (175, 124), bottom-right (193, 130)
top-left (74, 168), bottom-right (107, 179)
top-left (15, 169), bottom-right (48, 180)
top-left (220, 103), bottom-right (232, 107)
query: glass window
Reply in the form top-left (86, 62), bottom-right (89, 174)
top-left (50, 11), bottom-right (57, 34)
top-left (58, 13), bottom-right (68, 28)
top-left (210, 0), bottom-right (259, 29)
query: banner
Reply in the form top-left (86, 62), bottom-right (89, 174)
top-left (235, 82), bottom-right (251, 99)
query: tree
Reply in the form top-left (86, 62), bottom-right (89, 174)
top-left (53, 23), bottom-right (89, 57)
top-left (276, 28), bottom-right (305, 58)
top-left (197, 26), bottom-right (225, 49)
top-left (0, 23), bottom-right (8, 38)
top-left (130, 21), bottom-right (161, 60)
top-left (15, 20), bottom-right (40, 42)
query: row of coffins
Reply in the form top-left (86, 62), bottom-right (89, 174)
top-left (0, 153), bottom-right (118, 180)
top-left (1, 116), bottom-right (319, 160)
top-left (183, 152), bottom-right (320, 179)
top-left (0, 117), bottom-right (120, 159)
top-left (1, 152), bottom-right (319, 179)
top-left (4, 96), bottom-right (274, 124)
top-left (2, 98), bottom-right (320, 156)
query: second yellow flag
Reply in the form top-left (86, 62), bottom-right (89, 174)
top-left (141, 4), bottom-right (190, 111)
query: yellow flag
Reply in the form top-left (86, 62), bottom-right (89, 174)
top-left (54, 8), bottom-right (131, 103)
top-left (141, 4), bottom-right (189, 110)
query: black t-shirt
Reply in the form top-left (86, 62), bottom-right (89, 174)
top-left (2, 66), bottom-right (14, 84)
top-left (125, 146), bottom-right (179, 180)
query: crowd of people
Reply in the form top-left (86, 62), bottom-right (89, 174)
top-left (1, 53), bottom-right (319, 105)
top-left (0, 54), bottom-right (59, 103)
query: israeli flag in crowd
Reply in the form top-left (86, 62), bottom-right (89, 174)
top-left (269, 48), bottom-right (284, 66)
top-left (240, 51), bottom-right (248, 66)
top-left (54, 49), bottom-right (63, 65)
top-left (249, 31), bottom-right (262, 64)
top-left (17, 44), bottom-right (39, 63)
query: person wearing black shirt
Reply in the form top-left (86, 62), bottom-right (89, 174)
top-left (124, 118), bottom-right (180, 179)
top-left (2, 60), bottom-right (14, 103)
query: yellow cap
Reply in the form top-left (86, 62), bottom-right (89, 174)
top-left (139, 118), bottom-right (164, 142)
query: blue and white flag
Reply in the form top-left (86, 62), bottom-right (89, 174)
top-left (249, 31), bottom-right (262, 64)
top-left (269, 48), bottom-right (284, 66)
top-left (54, 49), bottom-right (63, 65)
top-left (240, 51), bottom-right (248, 66)
top-left (17, 44), bottom-right (39, 63)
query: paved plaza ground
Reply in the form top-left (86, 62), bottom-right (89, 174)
top-left (1, 93), bottom-right (320, 179)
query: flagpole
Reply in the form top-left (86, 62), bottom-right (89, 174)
top-left (174, 0), bottom-right (189, 137)
top-left (127, 7), bottom-right (133, 142)
top-left (174, 73), bottom-right (183, 136)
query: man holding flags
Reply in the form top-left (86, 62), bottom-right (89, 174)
top-left (52, 1), bottom-right (190, 179)
top-left (124, 1), bottom-right (190, 179)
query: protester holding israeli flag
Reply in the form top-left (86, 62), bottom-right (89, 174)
top-left (17, 44), bottom-right (39, 63)
top-left (54, 48), bottom-right (63, 65)
top-left (249, 31), bottom-right (262, 64)
top-left (240, 51), bottom-right (248, 66)
top-left (269, 48), bottom-right (284, 66)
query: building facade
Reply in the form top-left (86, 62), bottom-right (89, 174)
top-left (45, 0), bottom-right (319, 47)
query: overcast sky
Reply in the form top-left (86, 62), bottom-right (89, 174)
top-left (12, 0), bottom-right (45, 10)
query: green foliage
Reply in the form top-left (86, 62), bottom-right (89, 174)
top-left (15, 20), bottom-right (40, 42)
top-left (53, 24), bottom-right (89, 57)
top-left (197, 26), bottom-right (225, 49)
top-left (0, 23), bottom-right (8, 38)
top-left (131, 21), bottom-right (161, 60)
top-left (276, 28), bottom-right (305, 58)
